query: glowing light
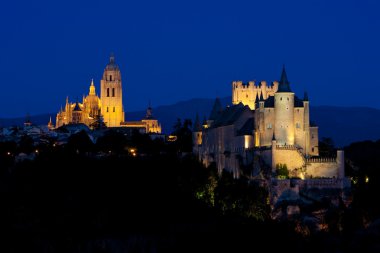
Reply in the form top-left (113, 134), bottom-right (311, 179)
top-left (35, 149), bottom-right (39, 154)
top-left (129, 149), bottom-right (135, 153)
top-left (168, 135), bottom-right (177, 142)
top-left (244, 135), bottom-right (250, 149)
top-left (365, 176), bottom-right (369, 183)
top-left (7, 152), bottom-right (11, 155)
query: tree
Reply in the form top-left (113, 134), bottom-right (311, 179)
top-left (276, 163), bottom-right (289, 179)
top-left (89, 114), bottom-right (106, 130)
top-left (67, 130), bottom-right (94, 154)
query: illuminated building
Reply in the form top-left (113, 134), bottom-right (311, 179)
top-left (195, 66), bottom-right (345, 180)
top-left (55, 55), bottom-right (161, 133)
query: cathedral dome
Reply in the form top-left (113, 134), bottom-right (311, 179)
top-left (105, 54), bottom-right (119, 71)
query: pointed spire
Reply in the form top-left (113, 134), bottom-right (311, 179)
top-left (73, 101), bottom-right (81, 111)
top-left (259, 92), bottom-right (264, 101)
top-left (145, 101), bottom-right (153, 119)
top-left (277, 65), bottom-right (292, 92)
top-left (193, 113), bottom-right (202, 132)
top-left (89, 79), bottom-right (96, 95)
top-left (209, 97), bottom-right (222, 120)
top-left (48, 116), bottom-right (53, 129)
top-left (255, 93), bottom-right (260, 103)
top-left (303, 91), bottom-right (309, 101)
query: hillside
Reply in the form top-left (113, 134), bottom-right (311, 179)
top-left (1, 97), bottom-right (379, 147)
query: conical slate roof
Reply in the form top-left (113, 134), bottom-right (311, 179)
top-left (277, 65), bottom-right (292, 92)
top-left (193, 113), bottom-right (202, 131)
top-left (209, 97), bottom-right (222, 120)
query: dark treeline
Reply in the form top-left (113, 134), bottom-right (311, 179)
top-left (0, 129), bottom-right (379, 252)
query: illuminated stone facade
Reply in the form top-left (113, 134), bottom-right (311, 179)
top-left (195, 66), bottom-right (344, 180)
top-left (55, 55), bottom-right (161, 133)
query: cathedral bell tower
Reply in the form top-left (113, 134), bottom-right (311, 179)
top-left (100, 54), bottom-right (125, 127)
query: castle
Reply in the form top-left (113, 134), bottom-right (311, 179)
top-left (55, 55), bottom-right (161, 134)
top-left (194, 66), bottom-right (345, 181)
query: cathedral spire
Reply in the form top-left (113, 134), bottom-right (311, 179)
top-left (145, 101), bottom-right (153, 119)
top-left (89, 79), bottom-right (96, 95)
top-left (259, 92), bottom-right (264, 101)
top-left (277, 65), bottom-right (291, 92)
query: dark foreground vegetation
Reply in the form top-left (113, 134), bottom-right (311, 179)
top-left (0, 130), bottom-right (379, 252)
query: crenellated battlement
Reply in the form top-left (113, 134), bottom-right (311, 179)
top-left (306, 157), bottom-right (337, 163)
top-left (232, 80), bottom-right (279, 109)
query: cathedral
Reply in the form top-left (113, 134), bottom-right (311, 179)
top-left (55, 55), bottom-right (161, 134)
top-left (194, 66), bottom-right (345, 180)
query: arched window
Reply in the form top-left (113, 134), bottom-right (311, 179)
top-left (107, 88), bottom-right (109, 97)
top-left (106, 107), bottom-right (109, 112)
top-left (109, 75), bottom-right (112, 81)
top-left (112, 88), bottom-right (115, 97)
top-left (113, 107), bottom-right (115, 112)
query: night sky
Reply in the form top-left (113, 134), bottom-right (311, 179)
top-left (0, 0), bottom-right (379, 117)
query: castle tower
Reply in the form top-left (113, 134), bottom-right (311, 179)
top-left (274, 66), bottom-right (295, 145)
top-left (303, 92), bottom-right (310, 155)
top-left (193, 113), bottom-right (203, 146)
top-left (207, 97), bottom-right (222, 127)
top-left (100, 54), bottom-right (125, 127)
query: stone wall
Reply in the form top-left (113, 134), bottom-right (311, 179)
top-left (273, 145), bottom-right (304, 170)
top-left (306, 160), bottom-right (339, 178)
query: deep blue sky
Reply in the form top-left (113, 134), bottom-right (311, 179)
top-left (0, 0), bottom-right (379, 117)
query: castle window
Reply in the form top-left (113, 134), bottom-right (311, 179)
top-left (113, 107), bottom-right (115, 112)
top-left (112, 88), bottom-right (115, 97)
top-left (107, 88), bottom-right (109, 97)
top-left (287, 97), bottom-right (289, 101)
top-left (312, 147), bottom-right (315, 152)
top-left (267, 123), bottom-right (272, 129)
top-left (296, 122), bottom-right (301, 128)
top-left (106, 107), bottom-right (109, 112)
top-left (109, 75), bottom-right (112, 81)
top-left (280, 97), bottom-right (282, 101)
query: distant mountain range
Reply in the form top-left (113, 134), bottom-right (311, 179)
top-left (1, 97), bottom-right (379, 147)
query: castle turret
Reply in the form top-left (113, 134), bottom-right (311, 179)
top-left (271, 133), bottom-right (277, 172)
top-left (100, 54), bottom-right (125, 127)
top-left (303, 91), bottom-right (311, 155)
top-left (274, 66), bottom-right (295, 145)
top-left (207, 97), bottom-right (222, 127)
top-left (337, 150), bottom-right (345, 179)
top-left (193, 113), bottom-right (203, 146)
